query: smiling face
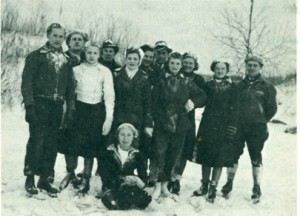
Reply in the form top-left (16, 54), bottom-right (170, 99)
top-left (118, 127), bottom-right (134, 151)
top-left (126, 53), bottom-right (140, 70)
top-left (182, 57), bottom-right (196, 73)
top-left (214, 62), bottom-right (227, 79)
top-left (246, 60), bottom-right (261, 77)
top-left (85, 46), bottom-right (100, 64)
top-left (69, 34), bottom-right (85, 52)
top-left (142, 51), bottom-right (154, 67)
top-left (47, 28), bottom-right (65, 49)
top-left (168, 58), bottom-right (182, 75)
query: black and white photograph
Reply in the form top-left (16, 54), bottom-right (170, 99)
top-left (1, 0), bottom-right (297, 215)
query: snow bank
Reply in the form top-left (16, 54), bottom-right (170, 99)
top-left (1, 108), bottom-right (297, 216)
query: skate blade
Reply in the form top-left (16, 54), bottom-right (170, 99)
top-left (39, 189), bottom-right (58, 198)
top-left (252, 197), bottom-right (260, 204)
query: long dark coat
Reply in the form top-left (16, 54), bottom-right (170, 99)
top-left (113, 67), bottom-right (153, 132)
top-left (195, 76), bottom-right (235, 167)
top-left (181, 72), bottom-right (206, 160)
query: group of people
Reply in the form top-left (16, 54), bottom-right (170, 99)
top-left (21, 23), bottom-right (277, 209)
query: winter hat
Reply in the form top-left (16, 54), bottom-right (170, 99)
top-left (154, 41), bottom-right (172, 53)
top-left (101, 39), bottom-right (119, 53)
top-left (245, 55), bottom-right (264, 67)
top-left (116, 123), bottom-right (139, 139)
top-left (140, 44), bottom-right (154, 53)
top-left (66, 30), bottom-right (89, 47)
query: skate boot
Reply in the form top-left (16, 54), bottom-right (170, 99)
top-left (221, 180), bottom-right (233, 198)
top-left (193, 181), bottom-right (209, 196)
top-left (207, 184), bottom-right (217, 203)
top-left (25, 175), bottom-right (38, 197)
top-left (77, 174), bottom-right (90, 195)
top-left (37, 177), bottom-right (59, 198)
top-left (59, 172), bottom-right (81, 191)
top-left (168, 180), bottom-right (181, 195)
top-left (251, 184), bottom-right (261, 204)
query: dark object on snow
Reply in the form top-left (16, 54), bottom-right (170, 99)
top-left (101, 185), bottom-right (152, 210)
top-left (270, 119), bottom-right (287, 125)
top-left (285, 127), bottom-right (297, 134)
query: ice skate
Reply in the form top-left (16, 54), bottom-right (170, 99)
top-left (207, 184), bottom-right (217, 204)
top-left (221, 180), bottom-right (233, 199)
top-left (151, 182), bottom-right (161, 200)
top-left (251, 184), bottom-right (261, 204)
top-left (192, 182), bottom-right (209, 197)
top-left (37, 177), bottom-right (59, 198)
top-left (25, 175), bottom-right (38, 197)
top-left (59, 172), bottom-right (81, 191)
top-left (168, 180), bottom-right (180, 195)
top-left (47, 172), bottom-right (55, 184)
top-left (77, 176), bottom-right (90, 195)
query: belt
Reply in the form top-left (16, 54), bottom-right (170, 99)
top-left (36, 94), bottom-right (65, 102)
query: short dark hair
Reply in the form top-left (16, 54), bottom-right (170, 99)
top-left (126, 48), bottom-right (141, 60)
top-left (46, 23), bottom-right (65, 36)
top-left (210, 60), bottom-right (230, 73)
top-left (66, 31), bottom-right (89, 48)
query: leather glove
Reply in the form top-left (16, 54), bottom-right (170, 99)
top-left (144, 127), bottom-right (153, 138)
top-left (102, 119), bottom-right (113, 136)
top-left (185, 99), bottom-right (195, 113)
top-left (25, 105), bottom-right (38, 124)
top-left (226, 126), bottom-right (237, 139)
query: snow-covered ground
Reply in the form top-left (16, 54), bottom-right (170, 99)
top-left (1, 107), bottom-right (297, 216)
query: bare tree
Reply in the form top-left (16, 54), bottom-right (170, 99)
top-left (208, 0), bottom-right (293, 76)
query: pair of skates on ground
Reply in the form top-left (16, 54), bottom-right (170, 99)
top-left (25, 172), bottom-right (90, 198)
top-left (192, 180), bottom-right (261, 204)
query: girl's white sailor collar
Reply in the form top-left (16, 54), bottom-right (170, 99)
top-left (107, 144), bottom-right (139, 154)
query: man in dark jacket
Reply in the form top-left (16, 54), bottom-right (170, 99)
top-left (222, 55), bottom-right (277, 203)
top-left (21, 23), bottom-right (76, 197)
top-left (99, 39), bottom-right (121, 73)
top-left (139, 44), bottom-right (156, 86)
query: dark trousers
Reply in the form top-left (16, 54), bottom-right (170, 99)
top-left (150, 130), bottom-right (186, 182)
top-left (24, 98), bottom-right (63, 177)
top-left (235, 123), bottom-right (269, 167)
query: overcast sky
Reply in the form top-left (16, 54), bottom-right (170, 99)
top-left (15, 0), bottom-right (297, 73)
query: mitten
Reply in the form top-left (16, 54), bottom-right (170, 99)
top-left (25, 105), bottom-right (38, 124)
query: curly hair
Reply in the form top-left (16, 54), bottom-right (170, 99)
top-left (210, 60), bottom-right (230, 73)
top-left (66, 31), bottom-right (89, 48)
top-left (46, 23), bottom-right (65, 36)
top-left (126, 48), bottom-right (141, 60)
top-left (182, 52), bottom-right (199, 71)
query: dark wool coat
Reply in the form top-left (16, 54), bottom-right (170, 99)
top-left (113, 67), bottom-right (153, 131)
top-left (21, 42), bottom-right (76, 110)
top-left (196, 77), bottom-right (236, 167)
top-left (101, 144), bottom-right (148, 190)
top-left (99, 57), bottom-right (121, 73)
top-left (152, 72), bottom-right (207, 133)
top-left (181, 72), bottom-right (206, 160)
top-left (234, 74), bottom-right (277, 124)
top-left (139, 64), bottom-right (164, 87)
